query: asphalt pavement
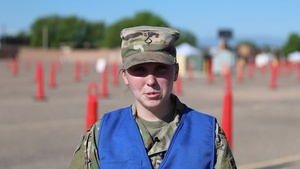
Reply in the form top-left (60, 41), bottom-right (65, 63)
top-left (1, 59), bottom-right (300, 169)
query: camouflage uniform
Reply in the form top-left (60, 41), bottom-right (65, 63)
top-left (69, 26), bottom-right (236, 168)
top-left (69, 94), bottom-right (236, 169)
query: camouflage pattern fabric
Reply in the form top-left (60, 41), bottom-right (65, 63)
top-left (133, 95), bottom-right (182, 168)
top-left (120, 26), bottom-right (179, 69)
top-left (68, 94), bottom-right (237, 169)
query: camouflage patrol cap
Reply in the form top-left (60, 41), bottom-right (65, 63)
top-left (120, 26), bottom-right (180, 69)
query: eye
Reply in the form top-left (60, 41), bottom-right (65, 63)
top-left (155, 64), bottom-right (169, 74)
top-left (127, 66), bottom-right (146, 76)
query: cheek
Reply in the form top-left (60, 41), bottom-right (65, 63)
top-left (127, 76), bottom-right (145, 90)
top-left (158, 77), bottom-right (174, 89)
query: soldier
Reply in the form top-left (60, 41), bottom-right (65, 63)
top-left (69, 26), bottom-right (237, 169)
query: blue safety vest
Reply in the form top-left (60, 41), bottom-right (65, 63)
top-left (98, 105), bottom-right (216, 169)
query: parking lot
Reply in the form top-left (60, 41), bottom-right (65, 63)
top-left (1, 59), bottom-right (300, 169)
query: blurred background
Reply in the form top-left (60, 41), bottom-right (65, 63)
top-left (1, 1), bottom-right (300, 72)
top-left (1, 1), bottom-right (300, 169)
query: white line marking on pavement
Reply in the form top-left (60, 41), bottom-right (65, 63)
top-left (238, 154), bottom-right (300, 169)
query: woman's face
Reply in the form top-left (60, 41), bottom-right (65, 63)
top-left (122, 62), bottom-right (178, 110)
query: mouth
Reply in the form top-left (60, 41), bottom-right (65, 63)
top-left (144, 91), bottom-right (160, 98)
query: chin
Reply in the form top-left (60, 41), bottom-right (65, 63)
top-left (144, 100), bottom-right (162, 109)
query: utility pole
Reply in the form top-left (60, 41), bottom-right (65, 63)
top-left (43, 25), bottom-right (48, 49)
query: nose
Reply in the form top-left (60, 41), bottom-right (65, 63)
top-left (146, 74), bottom-right (157, 86)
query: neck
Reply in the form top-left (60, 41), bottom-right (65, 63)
top-left (135, 99), bottom-right (173, 122)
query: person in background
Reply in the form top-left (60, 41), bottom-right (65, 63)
top-left (212, 39), bottom-right (236, 76)
top-left (69, 25), bottom-right (237, 169)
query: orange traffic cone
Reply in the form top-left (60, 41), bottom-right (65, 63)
top-left (207, 59), bottom-right (214, 84)
top-left (221, 68), bottom-right (233, 148)
top-left (111, 61), bottom-right (119, 86)
top-left (36, 61), bottom-right (42, 82)
top-left (36, 62), bottom-right (44, 100)
top-left (86, 83), bottom-right (98, 131)
top-left (49, 61), bottom-right (56, 88)
top-left (100, 66), bottom-right (108, 98)
top-left (74, 61), bottom-right (81, 81)
top-left (175, 75), bottom-right (182, 95)
top-left (297, 62), bottom-right (300, 81)
top-left (12, 59), bottom-right (19, 76)
top-left (270, 62), bottom-right (278, 89)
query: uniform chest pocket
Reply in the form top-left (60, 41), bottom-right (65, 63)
top-left (100, 160), bottom-right (142, 169)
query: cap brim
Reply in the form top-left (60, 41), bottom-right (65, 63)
top-left (122, 52), bottom-right (176, 69)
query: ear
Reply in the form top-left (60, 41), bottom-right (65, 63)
top-left (121, 70), bottom-right (129, 85)
top-left (174, 64), bottom-right (179, 81)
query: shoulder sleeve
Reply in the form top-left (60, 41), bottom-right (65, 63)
top-left (214, 122), bottom-right (237, 169)
top-left (68, 121), bottom-right (100, 169)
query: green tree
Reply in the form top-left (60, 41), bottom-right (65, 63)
top-left (30, 16), bottom-right (62, 47)
top-left (30, 17), bottom-right (43, 47)
top-left (102, 18), bottom-right (134, 48)
top-left (29, 11), bottom-right (199, 49)
top-left (175, 29), bottom-right (197, 46)
top-left (102, 11), bottom-right (198, 48)
top-left (83, 22), bottom-right (105, 48)
top-left (16, 31), bottom-right (29, 39)
top-left (281, 33), bottom-right (300, 56)
top-left (132, 11), bottom-right (169, 27)
top-left (102, 11), bottom-right (170, 48)
top-left (30, 15), bottom-right (105, 48)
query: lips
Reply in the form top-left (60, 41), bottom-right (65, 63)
top-left (144, 91), bottom-right (160, 99)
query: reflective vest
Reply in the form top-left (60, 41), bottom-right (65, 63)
top-left (98, 106), bottom-right (216, 169)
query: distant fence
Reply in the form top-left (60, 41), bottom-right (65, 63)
top-left (17, 47), bottom-right (122, 64)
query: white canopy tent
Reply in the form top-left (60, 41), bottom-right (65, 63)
top-left (255, 52), bottom-right (275, 68)
top-left (287, 51), bottom-right (300, 63)
top-left (176, 43), bottom-right (203, 76)
top-left (176, 42), bottom-right (203, 56)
